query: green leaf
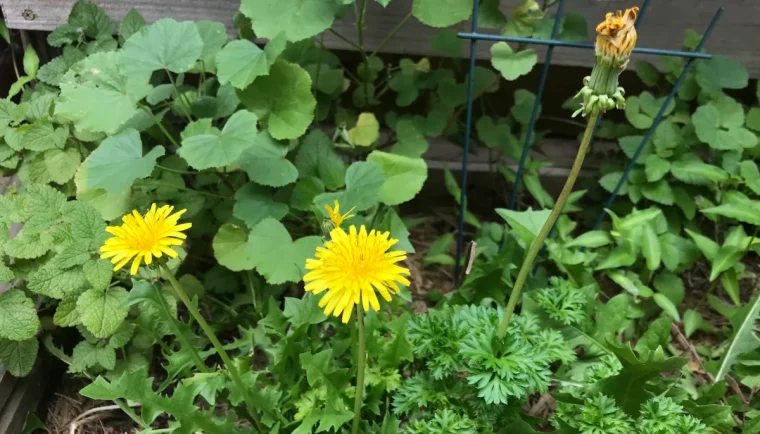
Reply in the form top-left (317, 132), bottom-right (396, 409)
top-left (641, 180), bottom-right (674, 205)
top-left (238, 60), bottom-right (315, 140)
top-left (392, 120), bottom-right (428, 158)
top-left (56, 51), bottom-right (151, 134)
top-left (0, 338), bottom-right (38, 377)
top-left (179, 110), bottom-right (258, 170)
top-left (412, 0), bottom-right (472, 27)
top-left (0, 20), bottom-right (9, 44)
top-left (702, 202), bottom-right (760, 225)
top-left (284, 295), bottom-right (327, 329)
top-left (77, 287), bottom-right (130, 338)
top-left (68, 0), bottom-right (113, 39)
top-left (65, 201), bottom-right (108, 247)
top-left (635, 61), bottom-right (660, 87)
top-left (695, 55), bottom-right (748, 91)
top-left (653, 272), bottom-right (685, 306)
top-left (683, 309), bottom-right (705, 337)
top-left (23, 45), bottom-right (39, 79)
top-left (634, 317), bottom-right (671, 357)
top-left (233, 182), bottom-right (289, 227)
top-left (20, 122), bottom-right (68, 152)
top-left (212, 224), bottom-right (255, 271)
top-left (653, 293), bottom-right (680, 322)
top-left (607, 270), bottom-right (653, 298)
top-left (740, 160), bottom-right (760, 195)
top-left (54, 294), bottom-right (82, 327)
top-left (0, 290), bottom-right (40, 341)
top-left (671, 157), bottom-right (728, 185)
top-left (715, 294), bottom-right (760, 381)
top-left (348, 113), bottom-right (380, 147)
top-left (381, 313), bottom-right (414, 367)
top-left (195, 20), bottom-right (228, 68)
top-left (595, 245), bottom-right (636, 271)
top-left (564, 230), bottom-right (612, 249)
top-left (490, 43), bottom-right (537, 81)
top-left (247, 218), bottom-right (323, 284)
top-left (640, 223), bottom-right (662, 271)
top-left (216, 37), bottom-right (285, 89)
top-left (366, 151), bottom-right (427, 206)
top-left (240, 0), bottom-right (339, 42)
top-left (596, 294), bottom-right (630, 338)
top-left (709, 246), bottom-right (743, 282)
top-left (291, 177), bottom-right (325, 211)
top-left (430, 29), bottom-right (463, 57)
top-left (685, 228), bottom-right (719, 261)
top-left (70, 341), bottom-right (116, 373)
top-left (28, 265), bottom-right (87, 299)
top-left (644, 154), bottom-right (670, 182)
top-left (313, 161), bottom-right (385, 212)
top-left (424, 234), bottom-right (455, 266)
top-left (720, 268), bottom-right (741, 306)
top-left (83, 260), bottom-right (113, 292)
top-left (295, 130), bottom-right (346, 190)
top-left (119, 9), bottom-right (147, 44)
top-left (83, 128), bottom-right (164, 194)
top-left (239, 131), bottom-right (299, 187)
top-left (121, 18), bottom-right (203, 74)
top-left (495, 208), bottom-right (550, 245)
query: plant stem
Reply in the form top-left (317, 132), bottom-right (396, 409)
top-left (155, 165), bottom-right (197, 175)
top-left (351, 305), bottom-right (366, 434)
top-left (140, 106), bottom-right (180, 147)
top-left (165, 69), bottom-right (193, 122)
top-left (160, 264), bottom-right (264, 433)
top-left (328, 28), bottom-right (363, 51)
top-left (371, 12), bottom-right (412, 57)
top-left (496, 113), bottom-right (599, 339)
top-left (355, 0), bottom-right (370, 108)
top-left (155, 285), bottom-right (210, 373)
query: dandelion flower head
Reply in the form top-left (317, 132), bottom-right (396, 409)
top-left (325, 200), bottom-right (355, 228)
top-left (595, 7), bottom-right (639, 60)
top-left (100, 203), bottom-right (192, 275)
top-left (304, 225), bottom-right (411, 323)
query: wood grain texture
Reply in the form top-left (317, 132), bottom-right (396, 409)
top-left (1, 0), bottom-right (756, 75)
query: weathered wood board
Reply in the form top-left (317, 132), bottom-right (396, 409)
top-left (1, 0), bottom-right (757, 76)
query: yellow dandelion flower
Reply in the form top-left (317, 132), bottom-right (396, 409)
top-left (324, 200), bottom-right (355, 228)
top-left (595, 7), bottom-right (639, 61)
top-left (303, 225), bottom-right (411, 323)
top-left (100, 203), bottom-right (192, 275)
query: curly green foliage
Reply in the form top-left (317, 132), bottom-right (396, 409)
top-left (393, 373), bottom-right (451, 414)
top-left (407, 306), bottom-right (468, 378)
top-left (533, 277), bottom-right (590, 326)
top-left (639, 396), bottom-right (708, 434)
top-left (584, 354), bottom-right (623, 383)
top-left (552, 394), bottom-right (634, 434)
top-left (405, 409), bottom-right (479, 434)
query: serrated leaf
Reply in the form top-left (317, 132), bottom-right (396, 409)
top-left (84, 128), bottom-right (164, 194)
top-left (740, 160), bottom-right (760, 195)
top-left (44, 148), bottom-right (81, 185)
top-left (68, 0), bottom-right (113, 40)
top-left (491, 43), bottom-right (537, 81)
top-left (108, 322), bottom-right (136, 349)
top-left (0, 338), bottom-right (38, 377)
top-left (70, 340), bottom-right (116, 373)
top-left (65, 201), bottom-right (108, 247)
top-left (641, 180), bottom-right (674, 205)
top-left (77, 287), bottom-right (130, 338)
top-left (0, 290), bottom-right (40, 341)
top-left (37, 56), bottom-right (69, 86)
top-left (54, 293), bottom-right (82, 327)
top-left (238, 131), bottom-right (298, 187)
top-left (212, 224), bottom-right (255, 271)
top-left (84, 260), bottom-right (113, 291)
top-left (715, 294), bottom-right (760, 381)
top-left (4, 230), bottom-right (54, 259)
top-left (238, 60), bottom-right (315, 140)
top-left (121, 18), bottom-right (203, 74)
top-left (247, 218), bottom-right (323, 284)
top-left (639, 223), bottom-right (661, 271)
top-left (702, 202), bottom-right (760, 225)
top-left (119, 9), bottom-right (147, 44)
top-left (495, 207), bottom-right (550, 245)
top-left (412, 0), bottom-right (471, 27)
top-left (179, 110), bottom-right (258, 170)
top-left (284, 295), bottom-right (327, 329)
top-left (366, 151), bottom-right (427, 206)
top-left (28, 265), bottom-right (87, 299)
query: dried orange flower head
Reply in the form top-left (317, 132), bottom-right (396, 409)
top-left (595, 7), bottom-right (639, 62)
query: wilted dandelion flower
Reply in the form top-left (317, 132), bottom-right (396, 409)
top-left (595, 8), bottom-right (639, 62)
top-left (100, 203), bottom-right (192, 275)
top-left (303, 225), bottom-right (411, 323)
top-left (325, 200), bottom-right (355, 228)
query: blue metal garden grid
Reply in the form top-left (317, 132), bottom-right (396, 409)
top-left (452, 0), bottom-right (724, 277)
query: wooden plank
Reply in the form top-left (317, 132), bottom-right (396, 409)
top-left (0, 364), bottom-right (19, 412)
top-left (0, 364), bottom-right (42, 434)
top-left (1, 0), bottom-right (757, 76)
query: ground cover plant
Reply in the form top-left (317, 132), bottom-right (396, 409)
top-left (0, 0), bottom-right (758, 433)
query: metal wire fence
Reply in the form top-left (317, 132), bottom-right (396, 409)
top-left (453, 0), bottom-right (723, 276)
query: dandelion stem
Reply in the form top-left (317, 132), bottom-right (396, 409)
top-left (160, 264), bottom-right (264, 433)
top-left (496, 113), bottom-right (599, 339)
top-left (352, 305), bottom-right (366, 434)
top-left (139, 106), bottom-right (179, 147)
top-left (165, 69), bottom-right (193, 123)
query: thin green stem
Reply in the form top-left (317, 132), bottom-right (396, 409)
top-left (155, 165), bottom-right (197, 175)
top-left (352, 305), bottom-right (366, 434)
top-left (160, 264), bottom-right (264, 433)
top-left (199, 60), bottom-right (207, 96)
top-left (155, 287), bottom-right (210, 373)
top-left (496, 113), bottom-right (599, 338)
top-left (246, 270), bottom-right (259, 314)
top-left (328, 28), bottom-right (363, 51)
top-left (356, 0), bottom-right (370, 107)
top-left (165, 69), bottom-right (193, 122)
top-left (140, 106), bottom-right (180, 147)
top-left (314, 33), bottom-right (325, 92)
top-left (371, 12), bottom-right (412, 57)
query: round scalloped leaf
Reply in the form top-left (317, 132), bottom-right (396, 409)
top-left (412, 0), bottom-right (472, 27)
top-left (238, 131), bottom-right (299, 187)
top-left (0, 338), bottom-right (38, 377)
top-left (240, 0), bottom-right (339, 42)
top-left (178, 110), bottom-right (258, 170)
top-left (366, 151), bottom-right (428, 206)
top-left (238, 60), bottom-right (316, 140)
top-left (121, 18), bottom-right (203, 75)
